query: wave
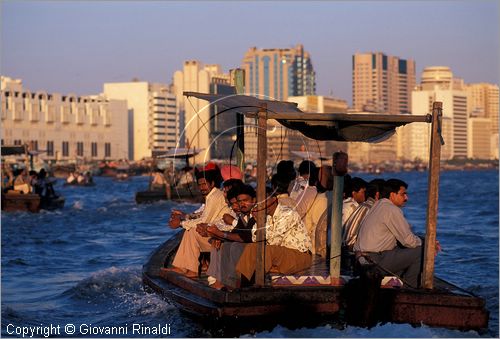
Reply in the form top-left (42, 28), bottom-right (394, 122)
top-left (62, 266), bottom-right (175, 317)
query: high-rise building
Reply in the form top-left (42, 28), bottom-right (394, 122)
top-left (466, 82), bottom-right (499, 159)
top-left (104, 81), bottom-right (178, 161)
top-left (241, 44), bottom-right (316, 101)
top-left (468, 117), bottom-right (492, 159)
top-left (351, 52), bottom-right (416, 163)
top-left (410, 67), bottom-right (469, 161)
top-left (352, 52), bottom-right (415, 114)
top-left (241, 45), bottom-right (316, 165)
top-left (1, 76), bottom-right (129, 162)
top-left (173, 61), bottom-right (236, 163)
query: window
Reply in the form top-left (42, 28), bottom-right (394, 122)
top-left (47, 141), bottom-right (54, 156)
top-left (76, 142), bottom-right (84, 156)
top-left (104, 143), bottom-right (111, 157)
top-left (14, 139), bottom-right (22, 145)
top-left (91, 142), bottom-right (98, 157)
top-left (62, 141), bottom-right (69, 157)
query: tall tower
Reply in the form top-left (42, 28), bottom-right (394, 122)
top-left (466, 82), bottom-right (499, 159)
top-left (352, 52), bottom-right (415, 114)
top-left (242, 44), bottom-right (316, 101)
top-left (352, 52), bottom-right (416, 163)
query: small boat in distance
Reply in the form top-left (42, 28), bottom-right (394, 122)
top-left (2, 145), bottom-right (65, 213)
top-left (135, 148), bottom-right (204, 204)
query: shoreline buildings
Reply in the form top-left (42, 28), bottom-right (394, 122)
top-left (2, 46), bottom-right (497, 166)
top-left (1, 76), bottom-right (128, 163)
top-left (103, 81), bottom-right (178, 161)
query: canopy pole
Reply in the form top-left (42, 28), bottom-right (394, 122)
top-left (230, 69), bottom-right (246, 176)
top-left (329, 151), bottom-right (347, 284)
top-left (422, 102), bottom-right (443, 289)
top-left (255, 104), bottom-right (267, 286)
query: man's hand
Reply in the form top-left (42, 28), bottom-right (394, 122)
top-left (168, 213), bottom-right (182, 229)
top-left (222, 213), bottom-right (235, 225)
top-left (207, 224), bottom-right (221, 237)
top-left (171, 209), bottom-right (186, 219)
top-left (435, 240), bottom-right (442, 256)
top-left (196, 223), bottom-right (209, 237)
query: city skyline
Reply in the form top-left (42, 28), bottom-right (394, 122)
top-left (2, 1), bottom-right (499, 106)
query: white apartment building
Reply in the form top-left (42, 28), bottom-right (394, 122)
top-left (104, 81), bottom-right (178, 161)
top-left (410, 67), bottom-right (469, 161)
top-left (172, 61), bottom-right (231, 164)
top-left (1, 76), bottom-right (128, 162)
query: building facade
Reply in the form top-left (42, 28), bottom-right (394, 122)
top-left (103, 81), bottom-right (178, 161)
top-left (173, 61), bottom-right (235, 164)
top-left (1, 76), bottom-right (128, 162)
top-left (352, 52), bottom-right (416, 163)
top-left (241, 44), bottom-right (316, 101)
top-left (408, 67), bottom-right (469, 161)
top-left (466, 82), bottom-right (499, 159)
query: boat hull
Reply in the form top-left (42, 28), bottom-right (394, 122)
top-left (142, 232), bottom-right (489, 333)
top-left (135, 187), bottom-right (203, 204)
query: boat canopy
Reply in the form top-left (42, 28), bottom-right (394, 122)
top-left (184, 92), bottom-right (432, 143)
top-left (154, 148), bottom-right (204, 159)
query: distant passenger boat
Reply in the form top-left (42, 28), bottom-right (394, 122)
top-left (2, 145), bottom-right (66, 213)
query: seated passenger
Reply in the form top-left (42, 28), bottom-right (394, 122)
top-left (354, 179), bottom-right (434, 288)
top-left (13, 168), bottom-right (31, 194)
top-left (292, 161), bottom-right (318, 219)
top-left (343, 179), bottom-right (385, 250)
top-left (235, 188), bottom-right (312, 283)
top-left (271, 173), bottom-right (296, 209)
top-left (342, 177), bottom-right (367, 225)
top-left (66, 172), bottom-right (77, 184)
top-left (151, 168), bottom-right (168, 191)
top-left (166, 168), bottom-right (230, 278)
top-left (204, 184), bottom-right (257, 289)
top-left (304, 167), bottom-right (328, 256)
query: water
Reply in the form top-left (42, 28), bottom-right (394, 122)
top-left (1, 171), bottom-right (498, 337)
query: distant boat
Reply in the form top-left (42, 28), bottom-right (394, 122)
top-left (2, 145), bottom-right (65, 212)
top-left (136, 148), bottom-right (204, 204)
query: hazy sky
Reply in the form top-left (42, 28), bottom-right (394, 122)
top-left (2, 1), bottom-right (499, 105)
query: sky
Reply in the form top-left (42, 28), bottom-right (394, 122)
top-left (1, 0), bottom-right (499, 106)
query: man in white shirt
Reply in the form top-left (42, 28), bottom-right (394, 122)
top-left (354, 179), bottom-right (423, 288)
top-left (342, 177), bottom-right (367, 225)
top-left (167, 169), bottom-right (230, 278)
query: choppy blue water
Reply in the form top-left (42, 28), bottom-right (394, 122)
top-left (1, 170), bottom-right (498, 338)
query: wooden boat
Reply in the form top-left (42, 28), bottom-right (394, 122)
top-left (143, 230), bottom-right (488, 333)
top-left (142, 92), bottom-right (489, 333)
top-left (135, 185), bottom-right (203, 204)
top-left (2, 192), bottom-right (65, 213)
top-left (1, 192), bottom-right (41, 212)
top-left (2, 145), bottom-right (65, 212)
